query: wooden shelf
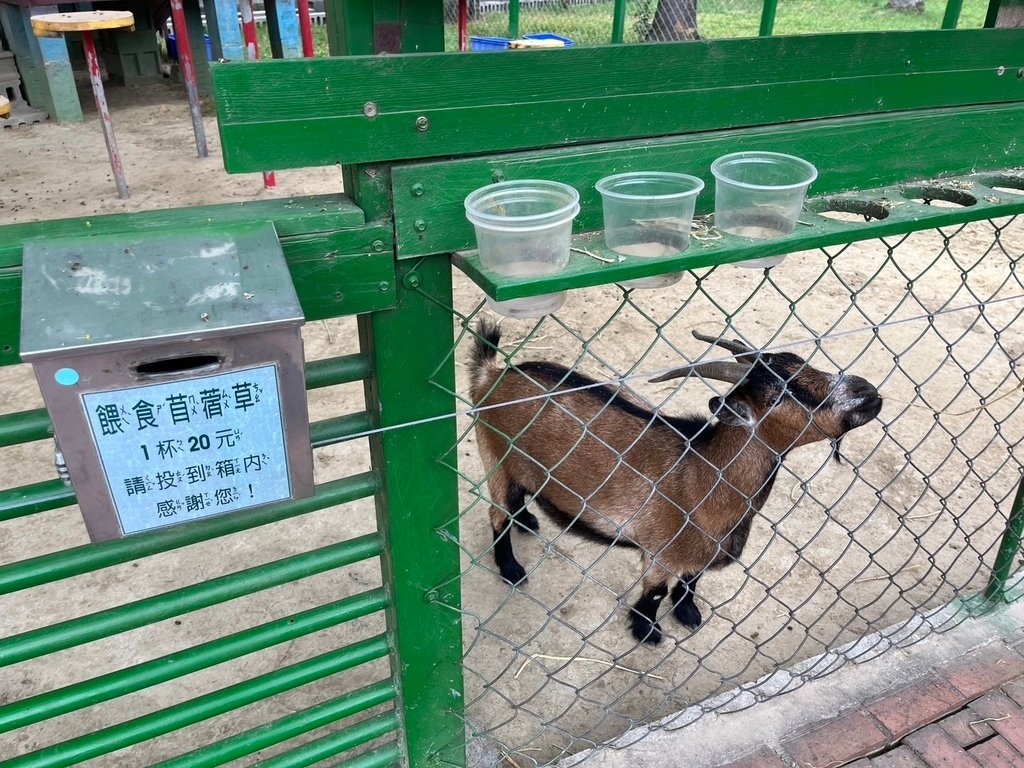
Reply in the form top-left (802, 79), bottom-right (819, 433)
top-left (453, 171), bottom-right (1024, 302)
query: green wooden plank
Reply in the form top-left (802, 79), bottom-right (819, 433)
top-left (452, 172), bottom-right (1024, 300)
top-left (211, 29), bottom-right (1024, 170)
top-left (390, 102), bottom-right (1024, 258)
top-left (0, 194), bottom-right (364, 269)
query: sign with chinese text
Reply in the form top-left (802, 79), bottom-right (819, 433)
top-left (82, 364), bottom-right (290, 534)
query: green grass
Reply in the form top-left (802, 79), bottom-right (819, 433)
top-left (251, 0), bottom-right (992, 54)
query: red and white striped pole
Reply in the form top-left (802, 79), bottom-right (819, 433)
top-left (168, 0), bottom-right (209, 158)
top-left (240, 0), bottom-right (276, 188)
top-left (80, 29), bottom-right (129, 198)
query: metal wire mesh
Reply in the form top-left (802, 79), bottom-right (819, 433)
top-left (421, 214), bottom-right (1024, 765)
top-left (443, 0), bottom-right (991, 48)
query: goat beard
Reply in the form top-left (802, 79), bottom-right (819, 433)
top-left (830, 437), bottom-right (844, 464)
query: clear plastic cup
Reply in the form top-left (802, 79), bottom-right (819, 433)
top-left (465, 180), bottom-right (580, 318)
top-left (596, 172), bottom-right (705, 289)
top-left (711, 151), bottom-right (818, 268)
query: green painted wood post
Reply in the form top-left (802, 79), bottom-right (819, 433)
top-left (0, 4), bottom-right (82, 122)
top-left (358, 255), bottom-right (466, 768)
top-left (984, 473), bottom-right (1024, 602)
top-left (509, 0), bottom-right (520, 40)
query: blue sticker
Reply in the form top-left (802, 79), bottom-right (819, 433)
top-left (55, 368), bottom-right (80, 386)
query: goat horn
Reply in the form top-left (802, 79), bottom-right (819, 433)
top-left (692, 330), bottom-right (757, 357)
top-left (649, 361), bottom-right (750, 384)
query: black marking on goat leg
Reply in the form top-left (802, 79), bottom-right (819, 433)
top-left (493, 527), bottom-right (527, 585)
top-left (535, 495), bottom-right (637, 549)
top-left (509, 480), bottom-right (541, 533)
top-left (670, 575), bottom-right (702, 628)
top-left (629, 584), bottom-right (668, 645)
top-left (494, 482), bottom-right (529, 585)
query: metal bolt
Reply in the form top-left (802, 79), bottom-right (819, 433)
top-left (492, 170), bottom-right (506, 183)
top-left (411, 183), bottom-right (425, 197)
top-left (997, 66), bottom-right (1006, 76)
top-left (1018, 68), bottom-right (1024, 79)
top-left (372, 239), bottom-right (385, 252)
top-left (415, 116), bottom-right (430, 132)
top-left (363, 101), bottom-right (378, 118)
top-left (414, 219), bottom-right (427, 232)
top-left (425, 589), bottom-right (439, 603)
top-left (378, 281), bottom-right (391, 292)
top-left (404, 272), bottom-right (422, 289)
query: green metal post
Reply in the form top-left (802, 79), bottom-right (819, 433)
top-left (942, 0), bottom-right (965, 28)
top-left (984, 472), bottom-right (1024, 602)
top-left (509, 0), bottom-right (520, 39)
top-left (358, 255), bottom-right (466, 768)
top-left (611, 0), bottom-right (627, 43)
top-left (759, 0), bottom-right (778, 36)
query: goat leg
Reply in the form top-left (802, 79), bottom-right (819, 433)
top-left (629, 584), bottom-right (667, 645)
top-left (490, 480), bottom-right (531, 585)
top-left (670, 574), bottom-right (702, 628)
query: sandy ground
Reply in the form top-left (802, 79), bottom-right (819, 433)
top-left (3, 80), bottom-right (1024, 766)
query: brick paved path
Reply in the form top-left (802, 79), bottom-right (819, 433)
top-left (723, 636), bottom-right (1024, 767)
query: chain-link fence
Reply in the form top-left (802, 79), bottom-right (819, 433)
top-left (415, 213), bottom-right (1024, 765)
top-left (444, 0), bottom-right (992, 48)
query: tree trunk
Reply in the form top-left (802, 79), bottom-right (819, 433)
top-left (646, 0), bottom-right (698, 41)
top-left (995, 0), bottom-right (1024, 27)
top-left (887, 0), bottom-right (924, 11)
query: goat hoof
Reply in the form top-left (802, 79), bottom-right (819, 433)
top-left (629, 614), bottom-right (663, 645)
top-left (516, 511), bottom-right (540, 533)
top-left (673, 602), bottom-right (702, 628)
top-left (499, 560), bottom-right (528, 586)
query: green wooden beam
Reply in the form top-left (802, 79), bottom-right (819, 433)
top-left (389, 102), bottom-right (1024, 258)
top-left (212, 29), bottom-right (1024, 171)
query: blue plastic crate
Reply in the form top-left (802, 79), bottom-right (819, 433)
top-left (470, 36), bottom-right (510, 51)
top-left (522, 32), bottom-right (575, 47)
top-left (166, 33), bottom-right (214, 62)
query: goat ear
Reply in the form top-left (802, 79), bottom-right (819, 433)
top-left (709, 396), bottom-right (755, 427)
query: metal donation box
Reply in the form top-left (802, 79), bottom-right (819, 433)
top-left (20, 223), bottom-right (315, 542)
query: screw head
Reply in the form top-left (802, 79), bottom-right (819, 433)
top-left (414, 219), bottom-right (427, 232)
top-left (372, 239), bottom-right (385, 252)
top-left (378, 281), bottom-right (391, 292)
top-left (403, 272), bottom-right (422, 289)
top-left (415, 116), bottom-right (430, 132)
top-left (491, 170), bottom-right (506, 183)
top-left (997, 66), bottom-right (1006, 76)
top-left (1018, 68), bottom-right (1024, 79)
top-left (363, 101), bottom-right (378, 118)
top-left (411, 183), bottom-right (425, 197)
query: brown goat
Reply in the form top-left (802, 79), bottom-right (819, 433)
top-left (470, 320), bottom-right (883, 644)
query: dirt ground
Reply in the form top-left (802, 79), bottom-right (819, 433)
top-left (3, 80), bottom-right (1024, 766)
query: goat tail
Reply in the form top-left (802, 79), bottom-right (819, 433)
top-left (470, 319), bottom-right (503, 396)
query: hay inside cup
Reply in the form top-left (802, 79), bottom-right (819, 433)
top-left (711, 151), bottom-right (817, 268)
top-left (464, 180), bottom-right (580, 317)
top-left (596, 172), bottom-right (705, 289)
